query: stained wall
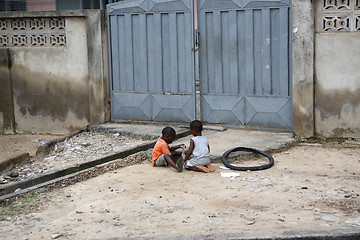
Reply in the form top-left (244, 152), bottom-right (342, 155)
top-left (0, 10), bottom-right (107, 134)
top-left (314, 0), bottom-right (360, 138)
top-left (292, 0), bottom-right (360, 138)
top-left (292, 0), bottom-right (315, 138)
top-left (0, 49), bottom-right (15, 133)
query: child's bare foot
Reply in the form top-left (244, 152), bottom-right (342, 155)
top-left (207, 164), bottom-right (215, 172)
top-left (195, 165), bottom-right (210, 173)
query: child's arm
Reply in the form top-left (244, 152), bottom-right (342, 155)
top-left (184, 139), bottom-right (194, 162)
top-left (170, 144), bottom-right (185, 152)
top-left (169, 144), bottom-right (185, 157)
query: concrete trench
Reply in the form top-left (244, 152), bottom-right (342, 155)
top-left (0, 126), bottom-right (191, 201)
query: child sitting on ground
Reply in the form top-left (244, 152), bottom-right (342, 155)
top-left (184, 120), bottom-right (215, 173)
top-left (152, 126), bottom-right (184, 172)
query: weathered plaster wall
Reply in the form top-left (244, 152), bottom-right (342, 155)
top-left (292, 0), bottom-right (315, 138)
top-left (292, 0), bottom-right (360, 138)
top-left (86, 11), bottom-right (108, 124)
top-left (11, 17), bottom-right (90, 134)
top-left (0, 49), bottom-right (15, 134)
top-left (314, 34), bottom-right (360, 138)
top-left (313, 0), bottom-right (360, 138)
top-left (0, 10), bottom-right (107, 134)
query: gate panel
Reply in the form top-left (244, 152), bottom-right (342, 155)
top-left (198, 0), bottom-right (292, 130)
top-left (107, 0), bottom-right (195, 122)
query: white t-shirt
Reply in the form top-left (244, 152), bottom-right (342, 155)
top-left (187, 136), bottom-right (210, 166)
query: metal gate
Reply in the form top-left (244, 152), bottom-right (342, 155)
top-left (198, 0), bottom-right (292, 130)
top-left (107, 0), bottom-right (292, 130)
top-left (107, 0), bottom-right (196, 122)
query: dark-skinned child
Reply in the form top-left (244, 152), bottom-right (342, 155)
top-left (183, 120), bottom-right (215, 173)
top-left (152, 126), bottom-right (185, 172)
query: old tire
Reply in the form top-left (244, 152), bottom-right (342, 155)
top-left (221, 147), bottom-right (274, 171)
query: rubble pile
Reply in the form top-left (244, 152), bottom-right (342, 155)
top-left (0, 131), bottom-right (151, 185)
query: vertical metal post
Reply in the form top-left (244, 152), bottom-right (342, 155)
top-left (194, 0), bottom-right (201, 120)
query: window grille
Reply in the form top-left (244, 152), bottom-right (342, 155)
top-left (0, 17), bottom-right (66, 47)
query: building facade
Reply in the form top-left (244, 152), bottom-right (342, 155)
top-left (0, 0), bottom-right (359, 138)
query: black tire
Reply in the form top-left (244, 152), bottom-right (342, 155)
top-left (221, 147), bottom-right (274, 171)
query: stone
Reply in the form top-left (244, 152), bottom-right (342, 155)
top-left (246, 220), bottom-right (256, 225)
top-left (345, 217), bottom-right (360, 226)
top-left (8, 171), bottom-right (19, 177)
top-left (221, 172), bottom-right (240, 178)
top-left (321, 215), bottom-right (339, 222)
top-left (51, 233), bottom-right (63, 239)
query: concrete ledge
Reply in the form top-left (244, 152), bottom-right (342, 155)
top-left (106, 227), bottom-right (360, 240)
top-left (0, 163), bottom-right (93, 201)
top-left (0, 153), bottom-right (30, 173)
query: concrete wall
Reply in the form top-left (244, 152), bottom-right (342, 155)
top-left (314, 34), bottom-right (360, 138)
top-left (0, 49), bottom-right (15, 134)
top-left (313, 1), bottom-right (360, 138)
top-left (292, 0), bottom-right (315, 138)
top-left (0, 10), bottom-right (108, 134)
top-left (292, 0), bottom-right (359, 139)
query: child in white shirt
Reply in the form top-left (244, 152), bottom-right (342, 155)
top-left (184, 120), bottom-right (215, 173)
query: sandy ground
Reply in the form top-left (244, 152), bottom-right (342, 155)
top-left (0, 141), bottom-right (359, 239)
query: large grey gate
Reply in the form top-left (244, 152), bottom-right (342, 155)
top-left (107, 0), bottom-right (196, 122)
top-left (198, 0), bottom-right (292, 130)
top-left (107, 0), bottom-right (292, 130)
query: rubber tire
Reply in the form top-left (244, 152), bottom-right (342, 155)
top-left (221, 147), bottom-right (274, 171)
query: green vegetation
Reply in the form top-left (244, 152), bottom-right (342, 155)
top-left (0, 191), bottom-right (40, 221)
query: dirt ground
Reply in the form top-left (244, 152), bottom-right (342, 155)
top-left (0, 135), bottom-right (359, 239)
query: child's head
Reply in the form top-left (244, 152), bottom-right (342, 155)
top-left (161, 126), bottom-right (176, 143)
top-left (190, 120), bottom-right (203, 136)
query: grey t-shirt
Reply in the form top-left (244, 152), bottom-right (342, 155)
top-left (187, 136), bottom-right (210, 166)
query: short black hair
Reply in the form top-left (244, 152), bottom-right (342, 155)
top-left (162, 126), bottom-right (176, 136)
top-left (190, 120), bottom-right (203, 132)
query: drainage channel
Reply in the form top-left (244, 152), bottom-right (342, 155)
top-left (0, 128), bottom-right (190, 202)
